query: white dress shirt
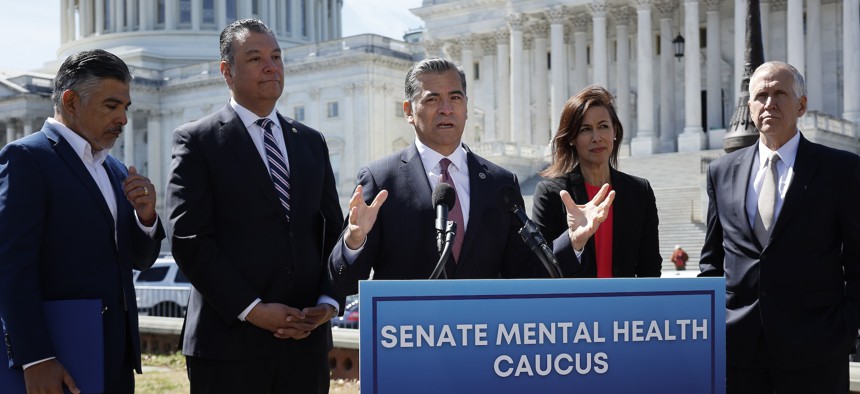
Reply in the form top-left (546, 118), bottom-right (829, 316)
top-left (745, 131), bottom-right (800, 228)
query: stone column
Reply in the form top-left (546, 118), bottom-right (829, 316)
top-left (459, 35), bottom-right (475, 129)
top-left (678, 0), bottom-right (705, 151)
top-left (656, 0), bottom-right (677, 152)
top-left (734, 0), bottom-right (745, 103)
top-left (508, 13), bottom-right (527, 143)
top-left (321, 0), bottom-right (329, 41)
top-left (845, 0), bottom-right (860, 124)
top-left (125, 111), bottom-right (135, 166)
top-left (165, 0), bottom-right (178, 30)
top-left (806, 0), bottom-right (822, 111)
top-left (572, 13), bottom-right (590, 93)
top-left (591, 0), bottom-right (609, 87)
top-left (480, 37), bottom-right (498, 141)
top-left (496, 29), bottom-right (511, 142)
top-left (3, 120), bottom-right (13, 144)
top-left (22, 119), bottom-right (33, 136)
top-left (95, 0), bottom-right (105, 34)
top-left (277, 0), bottom-right (287, 36)
top-left (126, 0), bottom-right (135, 31)
top-left (705, 0), bottom-right (723, 133)
top-left (532, 20), bottom-right (550, 145)
top-left (61, 0), bottom-right (69, 42)
top-left (267, 0), bottom-right (278, 33)
top-left (191, 0), bottom-right (201, 30)
top-left (145, 111), bottom-right (162, 207)
top-left (342, 84), bottom-right (356, 191)
top-left (760, 0), bottom-right (771, 58)
top-left (291, 0), bottom-right (302, 37)
top-left (547, 6), bottom-right (567, 137)
top-left (786, 0), bottom-right (804, 75)
top-left (308, 0), bottom-right (317, 41)
top-left (633, 0), bottom-right (660, 155)
top-left (612, 5), bottom-right (634, 148)
top-left (115, 0), bottom-right (124, 32)
top-left (215, 0), bottom-right (226, 30)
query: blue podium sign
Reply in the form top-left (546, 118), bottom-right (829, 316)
top-left (360, 278), bottom-right (725, 394)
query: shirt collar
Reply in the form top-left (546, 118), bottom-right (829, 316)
top-left (757, 130), bottom-right (800, 169)
top-left (47, 117), bottom-right (109, 166)
top-left (229, 98), bottom-right (279, 130)
top-left (415, 138), bottom-right (467, 173)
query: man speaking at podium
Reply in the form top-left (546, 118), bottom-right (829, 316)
top-left (329, 58), bottom-right (613, 295)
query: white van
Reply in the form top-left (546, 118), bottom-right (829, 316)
top-left (133, 255), bottom-right (192, 317)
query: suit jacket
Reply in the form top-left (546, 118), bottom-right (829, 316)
top-left (531, 166), bottom-right (662, 278)
top-left (166, 104), bottom-right (343, 360)
top-left (329, 144), bottom-right (581, 296)
top-left (0, 122), bottom-right (164, 376)
top-left (699, 134), bottom-right (860, 370)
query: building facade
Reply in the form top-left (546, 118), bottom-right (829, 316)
top-left (413, 0), bottom-right (860, 155)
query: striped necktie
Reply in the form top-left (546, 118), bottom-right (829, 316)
top-left (256, 118), bottom-right (291, 220)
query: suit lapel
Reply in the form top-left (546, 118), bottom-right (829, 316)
top-left (566, 167), bottom-right (588, 204)
top-left (400, 145), bottom-right (433, 210)
top-left (769, 136), bottom-right (816, 242)
top-left (732, 146), bottom-right (758, 247)
top-left (43, 125), bottom-right (115, 229)
top-left (458, 148), bottom-right (490, 266)
top-left (608, 168), bottom-right (627, 267)
top-left (219, 106), bottom-right (287, 224)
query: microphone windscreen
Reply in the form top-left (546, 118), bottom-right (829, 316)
top-left (432, 183), bottom-right (457, 208)
top-left (498, 185), bottom-right (525, 213)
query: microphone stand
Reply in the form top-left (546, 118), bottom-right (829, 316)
top-left (516, 226), bottom-right (562, 278)
top-left (430, 220), bottom-right (456, 279)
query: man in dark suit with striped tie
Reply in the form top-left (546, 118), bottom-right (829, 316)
top-left (166, 19), bottom-right (343, 393)
top-left (699, 61), bottom-right (860, 393)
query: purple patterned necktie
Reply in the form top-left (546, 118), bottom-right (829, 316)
top-left (256, 118), bottom-right (291, 220)
top-left (439, 158), bottom-right (464, 262)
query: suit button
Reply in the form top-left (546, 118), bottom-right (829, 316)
top-left (289, 231), bottom-right (294, 238)
top-left (761, 291), bottom-right (768, 298)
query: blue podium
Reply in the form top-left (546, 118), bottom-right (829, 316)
top-left (360, 277), bottom-right (725, 394)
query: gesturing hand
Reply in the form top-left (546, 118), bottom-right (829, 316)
top-left (123, 165), bottom-right (157, 226)
top-left (561, 184), bottom-right (615, 252)
top-left (344, 185), bottom-right (388, 249)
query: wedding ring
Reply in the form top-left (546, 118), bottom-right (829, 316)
top-left (143, 187), bottom-right (149, 196)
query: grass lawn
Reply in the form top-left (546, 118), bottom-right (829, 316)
top-left (136, 353), bottom-right (359, 393)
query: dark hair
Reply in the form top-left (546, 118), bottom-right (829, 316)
top-left (404, 58), bottom-right (467, 102)
top-left (220, 18), bottom-right (274, 64)
top-left (51, 49), bottom-right (131, 110)
top-left (540, 85), bottom-right (624, 178)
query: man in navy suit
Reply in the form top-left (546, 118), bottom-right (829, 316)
top-left (700, 61), bottom-right (860, 392)
top-left (329, 58), bottom-right (614, 294)
top-left (166, 19), bottom-right (342, 393)
top-left (0, 50), bottom-right (165, 393)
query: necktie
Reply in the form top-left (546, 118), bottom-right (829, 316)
top-left (256, 118), bottom-right (291, 220)
top-left (439, 158), bottom-right (464, 262)
top-left (753, 152), bottom-right (780, 246)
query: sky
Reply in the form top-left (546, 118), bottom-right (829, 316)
top-left (0, 0), bottom-right (424, 71)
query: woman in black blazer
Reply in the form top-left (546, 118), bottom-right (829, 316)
top-left (532, 85), bottom-right (662, 278)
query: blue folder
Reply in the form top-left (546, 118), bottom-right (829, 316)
top-left (0, 299), bottom-right (104, 394)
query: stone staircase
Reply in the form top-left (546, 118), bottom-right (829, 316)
top-left (520, 148), bottom-right (724, 275)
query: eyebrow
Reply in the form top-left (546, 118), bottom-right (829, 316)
top-left (104, 97), bottom-right (131, 108)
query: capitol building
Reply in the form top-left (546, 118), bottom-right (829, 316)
top-left (1, 0), bottom-right (858, 217)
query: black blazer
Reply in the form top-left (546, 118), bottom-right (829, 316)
top-left (166, 105), bottom-right (343, 359)
top-left (532, 166), bottom-right (662, 278)
top-left (699, 134), bottom-right (860, 370)
top-left (329, 144), bottom-right (582, 296)
top-left (0, 123), bottom-right (164, 376)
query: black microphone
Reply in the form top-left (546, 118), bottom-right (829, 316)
top-left (432, 183), bottom-right (456, 236)
top-left (498, 186), bottom-right (563, 278)
top-left (430, 184), bottom-right (458, 279)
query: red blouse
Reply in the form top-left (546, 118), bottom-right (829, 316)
top-left (585, 183), bottom-right (614, 278)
